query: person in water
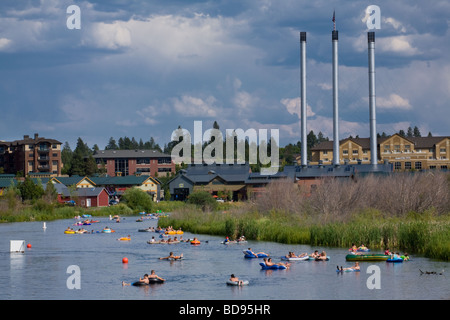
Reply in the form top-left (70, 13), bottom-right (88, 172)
top-left (264, 258), bottom-right (290, 268)
top-left (148, 270), bottom-right (165, 282)
top-left (316, 251), bottom-right (328, 260)
top-left (247, 248), bottom-right (268, 256)
top-left (338, 262), bottom-right (360, 271)
top-left (229, 274), bottom-right (244, 286)
top-left (159, 252), bottom-right (183, 260)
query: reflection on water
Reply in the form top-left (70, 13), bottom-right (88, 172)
top-left (0, 218), bottom-right (449, 300)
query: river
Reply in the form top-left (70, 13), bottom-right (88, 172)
top-left (0, 215), bottom-right (448, 301)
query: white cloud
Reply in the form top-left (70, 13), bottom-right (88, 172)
top-left (0, 38), bottom-right (11, 50)
top-left (172, 95), bottom-right (219, 117)
top-left (82, 21), bottom-right (131, 50)
top-left (377, 93), bottom-right (412, 110)
top-left (383, 17), bottom-right (407, 33)
top-left (280, 97), bottom-right (315, 118)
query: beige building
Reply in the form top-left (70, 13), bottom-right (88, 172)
top-left (311, 134), bottom-right (450, 171)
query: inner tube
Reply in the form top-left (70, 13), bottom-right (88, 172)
top-left (281, 256), bottom-right (309, 261)
top-left (132, 278), bottom-right (165, 286)
top-left (337, 269), bottom-right (361, 273)
top-left (118, 237), bottom-right (131, 241)
top-left (190, 240), bottom-right (200, 245)
top-left (259, 262), bottom-right (286, 270)
top-left (226, 280), bottom-right (249, 286)
top-left (314, 256), bottom-right (330, 261)
top-left (243, 250), bottom-right (268, 258)
top-left (386, 258), bottom-right (403, 263)
top-left (64, 230), bottom-right (75, 234)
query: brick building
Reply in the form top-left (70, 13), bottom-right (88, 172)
top-left (92, 149), bottom-right (175, 177)
top-left (0, 134), bottom-right (62, 177)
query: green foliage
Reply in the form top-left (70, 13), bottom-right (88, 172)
top-left (186, 191), bottom-right (217, 211)
top-left (17, 177), bottom-right (44, 201)
top-left (121, 187), bottom-right (153, 212)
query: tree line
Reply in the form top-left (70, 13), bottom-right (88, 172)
top-left (59, 123), bottom-right (431, 176)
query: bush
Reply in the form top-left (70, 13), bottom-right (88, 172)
top-left (186, 191), bottom-right (217, 211)
top-left (121, 188), bottom-right (153, 212)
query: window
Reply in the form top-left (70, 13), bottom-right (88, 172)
top-left (158, 168), bottom-right (172, 172)
top-left (441, 165), bottom-right (448, 170)
top-left (383, 145), bottom-right (390, 152)
top-left (394, 162), bottom-right (402, 170)
top-left (158, 157), bottom-right (172, 164)
top-left (415, 162), bottom-right (422, 170)
top-left (137, 158), bottom-right (150, 164)
top-left (352, 149), bottom-right (358, 155)
top-left (440, 148), bottom-right (446, 153)
top-left (343, 150), bottom-right (348, 155)
top-left (404, 145), bottom-right (410, 152)
top-left (394, 145), bottom-right (400, 153)
top-left (52, 144), bottom-right (58, 149)
top-left (363, 149), bottom-right (368, 154)
top-left (323, 151), bottom-right (328, 155)
top-left (405, 162), bottom-right (412, 170)
top-left (115, 159), bottom-right (129, 176)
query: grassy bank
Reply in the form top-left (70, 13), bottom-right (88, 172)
top-left (0, 200), bottom-right (184, 223)
top-left (159, 207), bottom-right (450, 261)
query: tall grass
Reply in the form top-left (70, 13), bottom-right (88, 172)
top-left (160, 172), bottom-right (450, 261)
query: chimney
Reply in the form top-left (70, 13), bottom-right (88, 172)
top-left (300, 32), bottom-right (307, 167)
top-left (368, 32), bottom-right (377, 167)
top-left (34, 133), bottom-right (39, 140)
top-left (332, 30), bottom-right (339, 166)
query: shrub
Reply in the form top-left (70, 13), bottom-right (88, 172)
top-left (121, 188), bottom-right (153, 212)
top-left (186, 191), bottom-right (217, 211)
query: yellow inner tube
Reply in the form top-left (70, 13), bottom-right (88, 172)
top-left (64, 230), bottom-right (75, 234)
top-left (118, 237), bottom-right (131, 241)
top-left (165, 230), bottom-right (184, 235)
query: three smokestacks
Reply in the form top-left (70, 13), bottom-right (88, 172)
top-left (300, 27), bottom-right (377, 167)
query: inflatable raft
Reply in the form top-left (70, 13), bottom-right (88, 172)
top-left (259, 262), bottom-right (286, 270)
top-left (226, 280), bottom-right (249, 286)
top-left (281, 255), bottom-right (309, 261)
top-left (243, 250), bottom-right (268, 258)
top-left (337, 268), bottom-right (361, 273)
top-left (346, 253), bottom-right (389, 261)
top-left (386, 257), bottom-right (403, 263)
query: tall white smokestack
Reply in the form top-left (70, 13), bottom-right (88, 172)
top-left (332, 29), bottom-right (339, 166)
top-left (300, 32), bottom-right (307, 167)
top-left (368, 31), bottom-right (377, 167)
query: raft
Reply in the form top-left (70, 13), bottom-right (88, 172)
top-left (346, 254), bottom-right (390, 261)
top-left (226, 280), bottom-right (249, 286)
top-left (386, 258), bottom-right (403, 263)
top-left (337, 268), bottom-right (361, 273)
top-left (138, 228), bottom-right (153, 232)
top-left (165, 230), bottom-right (184, 235)
top-left (243, 250), bottom-right (268, 258)
top-left (259, 262), bottom-right (286, 270)
top-left (281, 255), bottom-right (309, 261)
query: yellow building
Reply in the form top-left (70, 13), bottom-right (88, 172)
top-left (311, 134), bottom-right (450, 171)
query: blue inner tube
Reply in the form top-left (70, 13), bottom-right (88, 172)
top-left (337, 269), bottom-right (361, 273)
top-left (259, 262), bottom-right (286, 270)
top-left (244, 250), bottom-right (268, 258)
top-left (386, 258), bottom-right (403, 263)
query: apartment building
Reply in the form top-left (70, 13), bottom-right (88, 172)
top-left (311, 134), bottom-right (450, 171)
top-left (92, 149), bottom-right (175, 177)
top-left (0, 134), bottom-right (62, 177)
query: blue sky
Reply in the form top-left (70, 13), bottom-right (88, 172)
top-left (0, 0), bottom-right (449, 149)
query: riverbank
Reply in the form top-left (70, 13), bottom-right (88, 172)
top-left (158, 205), bottom-right (450, 262)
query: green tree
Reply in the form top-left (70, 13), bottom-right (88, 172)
top-left (121, 188), bottom-right (153, 212)
top-left (61, 142), bottom-right (73, 175)
top-left (44, 180), bottom-right (58, 203)
top-left (18, 177), bottom-right (44, 202)
top-left (186, 191), bottom-right (217, 211)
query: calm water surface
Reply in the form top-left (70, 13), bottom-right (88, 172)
top-left (0, 216), bottom-right (448, 300)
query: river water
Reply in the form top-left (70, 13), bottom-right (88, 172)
top-left (0, 216), bottom-right (448, 301)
